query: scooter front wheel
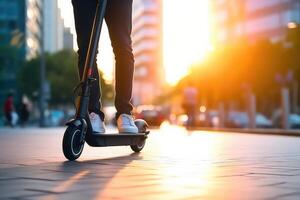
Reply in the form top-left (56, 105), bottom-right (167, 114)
top-left (62, 126), bottom-right (85, 161)
top-left (130, 119), bottom-right (148, 152)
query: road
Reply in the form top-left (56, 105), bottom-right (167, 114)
top-left (1, 124), bottom-right (300, 200)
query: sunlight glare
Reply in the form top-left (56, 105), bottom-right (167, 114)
top-left (99, 125), bottom-right (219, 199)
top-left (163, 0), bottom-right (211, 85)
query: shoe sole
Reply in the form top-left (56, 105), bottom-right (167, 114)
top-left (118, 128), bottom-right (138, 134)
top-left (92, 129), bottom-right (106, 135)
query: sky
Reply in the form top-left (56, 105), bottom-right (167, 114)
top-left (58, 0), bottom-right (211, 85)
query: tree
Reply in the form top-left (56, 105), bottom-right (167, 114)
top-left (18, 49), bottom-right (113, 106)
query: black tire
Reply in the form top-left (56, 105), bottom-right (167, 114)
top-left (130, 139), bottom-right (146, 153)
top-left (130, 119), bottom-right (148, 152)
top-left (62, 126), bottom-right (84, 161)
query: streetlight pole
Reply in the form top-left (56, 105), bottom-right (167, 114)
top-left (39, 0), bottom-right (46, 127)
top-left (281, 87), bottom-right (290, 129)
top-left (287, 20), bottom-right (298, 114)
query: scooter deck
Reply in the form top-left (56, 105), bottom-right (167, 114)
top-left (85, 131), bottom-right (149, 147)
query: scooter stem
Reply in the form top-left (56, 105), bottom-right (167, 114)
top-left (77, 0), bottom-right (108, 118)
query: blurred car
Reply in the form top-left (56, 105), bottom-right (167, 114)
top-left (198, 110), bottom-right (220, 127)
top-left (289, 114), bottom-right (300, 129)
top-left (46, 110), bottom-right (65, 127)
top-left (135, 105), bottom-right (166, 127)
top-left (273, 114), bottom-right (300, 129)
top-left (226, 111), bottom-right (248, 128)
top-left (256, 114), bottom-right (273, 128)
top-left (177, 110), bottom-right (220, 128)
top-left (226, 111), bottom-right (273, 128)
top-left (272, 110), bottom-right (300, 129)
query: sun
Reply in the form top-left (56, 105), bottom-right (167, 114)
top-left (163, 0), bottom-right (211, 85)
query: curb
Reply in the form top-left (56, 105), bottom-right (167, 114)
top-left (192, 127), bottom-right (300, 137)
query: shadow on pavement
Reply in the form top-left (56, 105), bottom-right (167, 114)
top-left (0, 153), bottom-right (143, 199)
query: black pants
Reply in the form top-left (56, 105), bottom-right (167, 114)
top-left (72, 0), bottom-right (134, 120)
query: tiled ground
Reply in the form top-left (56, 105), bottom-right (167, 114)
top-left (1, 125), bottom-right (300, 200)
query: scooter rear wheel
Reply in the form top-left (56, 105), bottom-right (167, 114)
top-left (62, 126), bottom-right (84, 161)
top-left (130, 140), bottom-right (146, 152)
top-left (130, 119), bottom-right (148, 152)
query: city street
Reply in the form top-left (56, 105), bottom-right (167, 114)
top-left (1, 124), bottom-right (300, 200)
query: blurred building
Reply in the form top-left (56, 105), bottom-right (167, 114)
top-left (43, 0), bottom-right (64, 53)
top-left (212, 0), bottom-right (300, 44)
top-left (0, 0), bottom-right (69, 105)
top-left (132, 0), bottom-right (164, 105)
top-left (63, 27), bottom-right (73, 50)
top-left (0, 0), bottom-right (25, 104)
top-left (0, 0), bottom-right (26, 51)
top-left (26, 0), bottom-right (42, 59)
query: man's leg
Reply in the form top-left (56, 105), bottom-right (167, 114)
top-left (105, 0), bottom-right (134, 119)
top-left (72, 0), bottom-right (104, 120)
top-left (6, 112), bottom-right (12, 127)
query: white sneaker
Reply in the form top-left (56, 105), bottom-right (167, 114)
top-left (89, 112), bottom-right (105, 134)
top-left (117, 114), bottom-right (138, 133)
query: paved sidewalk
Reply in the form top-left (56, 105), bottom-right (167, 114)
top-left (1, 125), bottom-right (300, 199)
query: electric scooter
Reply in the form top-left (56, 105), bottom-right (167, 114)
top-left (62, 0), bottom-right (149, 161)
